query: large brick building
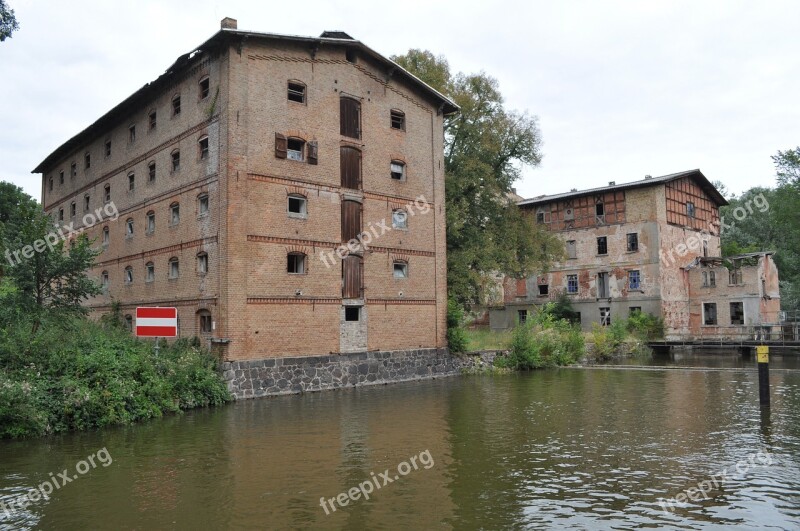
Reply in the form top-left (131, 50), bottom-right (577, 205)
top-left (33, 19), bottom-right (457, 364)
top-left (490, 170), bottom-right (781, 339)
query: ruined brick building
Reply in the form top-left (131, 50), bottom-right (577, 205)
top-left (490, 170), bottom-right (781, 339)
top-left (33, 19), bottom-right (457, 367)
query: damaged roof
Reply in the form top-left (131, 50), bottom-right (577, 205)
top-left (32, 27), bottom-right (458, 174)
top-left (517, 169), bottom-right (729, 207)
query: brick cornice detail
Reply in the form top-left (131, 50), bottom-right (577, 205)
top-left (94, 236), bottom-right (218, 268)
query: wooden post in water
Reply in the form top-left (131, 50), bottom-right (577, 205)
top-left (756, 345), bottom-right (770, 407)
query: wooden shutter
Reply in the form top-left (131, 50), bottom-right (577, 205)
top-left (340, 146), bottom-right (361, 189)
top-left (340, 97), bottom-right (361, 139)
top-left (307, 141), bottom-right (318, 165)
top-left (342, 255), bottom-right (362, 299)
top-left (275, 133), bottom-right (287, 159)
top-left (341, 200), bottom-right (362, 242)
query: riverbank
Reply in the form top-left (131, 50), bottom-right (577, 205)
top-left (0, 315), bottom-right (230, 439)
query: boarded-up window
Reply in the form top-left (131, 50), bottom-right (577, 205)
top-left (566, 240), bottom-right (577, 259)
top-left (340, 97), bottom-right (361, 139)
top-left (340, 146), bottom-right (361, 189)
top-left (341, 200), bottom-right (362, 242)
top-left (307, 141), bottom-right (318, 165)
top-left (342, 255), bottom-right (362, 299)
top-left (275, 133), bottom-right (287, 159)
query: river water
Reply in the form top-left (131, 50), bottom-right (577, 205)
top-left (1, 351), bottom-right (799, 529)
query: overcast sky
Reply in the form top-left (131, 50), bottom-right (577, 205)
top-left (1, 0), bottom-right (798, 202)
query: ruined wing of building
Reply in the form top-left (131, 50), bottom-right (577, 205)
top-left (32, 18), bottom-right (459, 383)
top-left (490, 170), bottom-right (781, 340)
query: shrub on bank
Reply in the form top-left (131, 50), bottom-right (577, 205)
top-left (0, 315), bottom-right (230, 439)
top-left (498, 306), bottom-right (585, 370)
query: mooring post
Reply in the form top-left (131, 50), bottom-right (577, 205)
top-left (756, 345), bottom-right (770, 407)
top-left (154, 337), bottom-right (160, 357)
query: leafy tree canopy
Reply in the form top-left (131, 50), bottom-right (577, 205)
top-left (0, 0), bottom-right (19, 42)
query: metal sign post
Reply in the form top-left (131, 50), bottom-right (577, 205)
top-left (756, 345), bottom-right (770, 407)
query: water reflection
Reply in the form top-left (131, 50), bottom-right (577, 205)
top-left (1, 354), bottom-right (799, 529)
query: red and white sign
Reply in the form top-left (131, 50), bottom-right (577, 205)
top-left (135, 307), bottom-right (178, 337)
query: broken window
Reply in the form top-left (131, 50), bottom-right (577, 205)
top-left (101, 271), bottom-right (109, 291)
top-left (145, 262), bottom-right (154, 282)
top-left (128, 172), bottom-right (135, 191)
top-left (596, 201), bottom-right (605, 217)
top-left (59, 170), bottom-right (64, 185)
top-left (287, 81), bottom-right (305, 103)
top-left (199, 76), bottom-right (210, 100)
top-left (199, 136), bottom-right (209, 160)
top-left (600, 307), bottom-right (611, 326)
top-left (129, 124), bottom-right (136, 143)
top-left (126, 218), bottom-right (134, 237)
top-left (146, 211), bottom-right (155, 234)
top-left (287, 253), bottom-right (306, 274)
top-left (124, 266), bottom-right (133, 284)
top-left (149, 110), bottom-right (157, 130)
top-left (71, 162), bottom-right (77, 178)
top-left (391, 160), bottom-right (406, 180)
top-left (172, 94), bottom-right (181, 116)
top-left (629, 307), bottom-right (642, 316)
top-left (58, 208), bottom-right (64, 221)
top-left (198, 194), bottom-right (209, 215)
top-left (567, 274), bottom-right (578, 294)
top-left (287, 137), bottom-right (305, 161)
top-left (538, 283), bottom-right (549, 296)
top-left (169, 257), bottom-right (180, 279)
top-left (70, 201), bottom-right (76, 217)
top-left (170, 202), bottom-right (180, 225)
top-left (702, 270), bottom-right (717, 288)
top-left (148, 161), bottom-right (156, 182)
top-left (703, 302), bottom-right (717, 325)
top-left (199, 310), bottom-right (213, 333)
top-left (628, 270), bottom-right (641, 290)
top-left (340, 146), bottom-right (362, 189)
top-left (687, 201), bottom-right (695, 218)
top-left (729, 268), bottom-right (743, 285)
top-left (340, 97), bottom-right (361, 139)
top-left (197, 252), bottom-right (208, 274)
top-left (627, 233), bottom-right (638, 252)
top-left (597, 272), bottom-right (609, 298)
top-left (171, 150), bottom-right (180, 172)
top-left (84, 152), bottom-right (91, 169)
top-left (730, 302), bottom-right (744, 325)
top-left (536, 207), bottom-right (550, 224)
top-left (104, 184), bottom-right (111, 202)
top-left (288, 195), bottom-right (307, 217)
top-left (393, 261), bottom-right (408, 278)
top-left (345, 306), bottom-right (360, 322)
top-left (392, 209), bottom-right (408, 230)
top-left (518, 309), bottom-right (528, 324)
top-left (566, 240), bottom-right (577, 259)
top-left (390, 109), bottom-right (405, 130)
top-left (597, 236), bottom-right (608, 255)
top-left (104, 141), bottom-right (111, 158)
top-left (102, 226), bottom-right (109, 245)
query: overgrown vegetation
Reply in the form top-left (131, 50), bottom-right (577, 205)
top-left (446, 298), bottom-right (468, 353)
top-left (0, 184), bottom-right (230, 438)
top-left (495, 303), bottom-right (585, 370)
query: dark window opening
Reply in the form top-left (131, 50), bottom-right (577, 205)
top-left (199, 136), bottom-right (209, 159)
top-left (345, 49), bottom-right (357, 63)
top-left (600, 307), bottom-right (611, 326)
top-left (597, 236), bottom-right (608, 255)
top-left (288, 195), bottom-right (307, 216)
top-left (687, 202), bottom-right (695, 218)
top-left (71, 162), bottom-right (77, 177)
top-left (198, 194), bottom-right (209, 215)
top-left (199, 77), bottom-right (210, 99)
top-left (129, 124), bottom-right (136, 143)
top-left (84, 152), bottom-right (91, 169)
top-left (345, 306), bottom-right (360, 321)
top-left (627, 233), bottom-right (638, 252)
top-left (393, 261), bottom-right (408, 278)
top-left (538, 284), bottom-right (549, 296)
top-left (518, 309), bottom-right (528, 324)
top-left (59, 171), bottom-right (64, 185)
top-left (287, 138), bottom-right (305, 161)
top-left (390, 160), bottom-right (405, 180)
top-left (730, 302), bottom-right (744, 325)
top-left (390, 109), bottom-right (405, 130)
top-left (148, 162), bottom-right (156, 182)
top-left (104, 141), bottom-right (111, 157)
top-left (596, 202), bottom-right (604, 216)
top-left (149, 110), bottom-right (157, 130)
top-left (287, 253), bottom-right (306, 274)
top-left (629, 307), bottom-right (642, 316)
top-left (704, 302), bottom-right (717, 325)
top-left (171, 150), bottom-right (180, 172)
top-left (128, 173), bottom-right (135, 191)
top-left (48, 177), bottom-right (53, 192)
top-left (287, 81), bottom-right (306, 103)
top-left (598, 272), bottom-right (609, 298)
top-left (199, 311), bottom-right (213, 333)
top-left (172, 94), bottom-right (181, 116)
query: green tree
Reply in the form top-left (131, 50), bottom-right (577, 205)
top-left (392, 50), bottom-right (563, 307)
top-left (0, 183), bottom-right (101, 330)
top-left (0, 0), bottom-right (18, 42)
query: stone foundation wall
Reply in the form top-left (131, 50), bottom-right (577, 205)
top-left (223, 348), bottom-right (496, 399)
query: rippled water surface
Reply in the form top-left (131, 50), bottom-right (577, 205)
top-left (2, 354), bottom-right (799, 529)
